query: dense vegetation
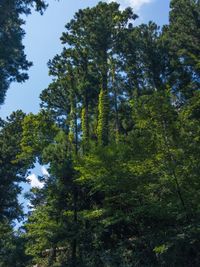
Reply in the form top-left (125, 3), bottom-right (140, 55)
top-left (0, 0), bottom-right (200, 266)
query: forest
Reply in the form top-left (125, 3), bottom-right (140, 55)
top-left (0, 0), bottom-right (200, 266)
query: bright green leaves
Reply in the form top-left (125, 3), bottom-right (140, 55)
top-left (19, 111), bottom-right (59, 164)
top-left (97, 89), bottom-right (109, 146)
top-left (25, 205), bottom-right (68, 266)
top-left (81, 108), bottom-right (88, 141)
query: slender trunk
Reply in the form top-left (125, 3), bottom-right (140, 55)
top-left (72, 103), bottom-right (78, 266)
top-left (48, 247), bottom-right (56, 266)
top-left (75, 108), bottom-right (78, 155)
top-left (81, 56), bottom-right (90, 152)
top-left (82, 93), bottom-right (89, 152)
top-left (68, 70), bottom-right (79, 265)
top-left (111, 64), bottom-right (119, 142)
top-left (114, 88), bottom-right (119, 140)
top-left (97, 50), bottom-right (109, 145)
top-left (97, 88), bottom-right (109, 145)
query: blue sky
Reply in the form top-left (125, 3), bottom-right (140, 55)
top-left (1, 0), bottom-right (170, 212)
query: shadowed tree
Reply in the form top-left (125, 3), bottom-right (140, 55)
top-left (0, 0), bottom-right (47, 104)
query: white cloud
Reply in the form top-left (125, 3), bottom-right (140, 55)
top-left (27, 173), bottom-right (44, 189)
top-left (41, 166), bottom-right (50, 177)
top-left (27, 201), bottom-right (36, 211)
top-left (107, 0), bottom-right (153, 10)
top-left (129, 0), bottom-right (153, 10)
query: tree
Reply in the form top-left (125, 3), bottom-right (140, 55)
top-left (0, 110), bottom-right (28, 222)
top-left (0, 111), bottom-right (31, 267)
top-left (167, 0), bottom-right (200, 99)
top-left (61, 2), bottom-right (137, 145)
top-left (0, 222), bottom-right (30, 267)
top-left (0, 0), bottom-right (47, 104)
top-left (16, 1), bottom-right (200, 266)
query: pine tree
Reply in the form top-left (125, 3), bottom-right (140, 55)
top-left (0, 0), bottom-right (47, 104)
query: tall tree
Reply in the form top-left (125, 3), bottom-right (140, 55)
top-left (0, 0), bottom-right (47, 104)
top-left (61, 2), bottom-right (137, 145)
top-left (167, 0), bottom-right (200, 99)
top-left (0, 110), bottom-right (28, 222)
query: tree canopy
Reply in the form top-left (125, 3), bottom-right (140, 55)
top-left (1, 1), bottom-right (200, 266)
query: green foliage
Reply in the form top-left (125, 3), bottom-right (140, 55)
top-left (169, 0), bottom-right (200, 75)
top-left (19, 110), bottom-right (59, 164)
top-left (97, 89), bottom-right (109, 145)
top-left (0, 111), bottom-right (32, 266)
top-left (0, 0), bottom-right (48, 104)
top-left (81, 107), bottom-right (89, 146)
top-left (166, 0), bottom-right (200, 99)
top-left (23, 1), bottom-right (200, 265)
top-left (0, 222), bottom-right (30, 267)
top-left (1, 1), bottom-right (200, 266)
top-left (0, 110), bottom-right (28, 222)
